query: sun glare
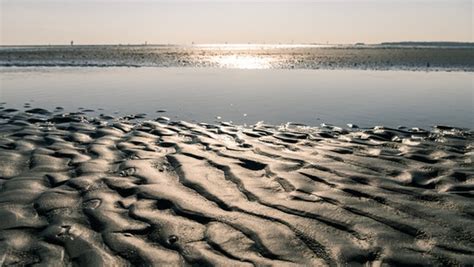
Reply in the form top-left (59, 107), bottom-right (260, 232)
top-left (212, 55), bottom-right (273, 69)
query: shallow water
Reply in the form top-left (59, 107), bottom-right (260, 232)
top-left (0, 67), bottom-right (472, 128)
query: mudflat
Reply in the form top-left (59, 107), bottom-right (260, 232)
top-left (1, 45), bottom-right (473, 71)
top-left (0, 108), bottom-right (473, 266)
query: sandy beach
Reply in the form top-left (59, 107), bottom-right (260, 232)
top-left (0, 107), bottom-right (473, 266)
top-left (2, 0), bottom-right (473, 265)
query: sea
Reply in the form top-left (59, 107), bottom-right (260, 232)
top-left (1, 44), bottom-right (473, 128)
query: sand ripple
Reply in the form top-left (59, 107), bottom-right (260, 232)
top-left (0, 110), bottom-right (473, 266)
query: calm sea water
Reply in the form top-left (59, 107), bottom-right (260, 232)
top-left (0, 67), bottom-right (472, 129)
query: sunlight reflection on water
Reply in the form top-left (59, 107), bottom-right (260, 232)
top-left (212, 55), bottom-right (273, 69)
top-left (1, 67), bottom-right (472, 128)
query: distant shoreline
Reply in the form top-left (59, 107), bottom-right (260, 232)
top-left (1, 41), bottom-right (473, 48)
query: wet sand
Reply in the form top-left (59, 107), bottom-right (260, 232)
top-left (1, 45), bottom-right (473, 71)
top-left (0, 107), bottom-right (473, 266)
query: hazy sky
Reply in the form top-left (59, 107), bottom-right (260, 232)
top-left (1, 0), bottom-right (472, 45)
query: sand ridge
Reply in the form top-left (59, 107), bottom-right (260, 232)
top-left (0, 108), bottom-right (473, 266)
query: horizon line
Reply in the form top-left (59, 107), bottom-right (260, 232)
top-left (1, 41), bottom-right (473, 47)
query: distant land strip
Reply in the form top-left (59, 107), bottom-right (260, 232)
top-left (1, 45), bottom-right (473, 71)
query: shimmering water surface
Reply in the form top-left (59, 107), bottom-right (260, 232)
top-left (1, 44), bottom-right (473, 71)
top-left (1, 67), bottom-right (472, 128)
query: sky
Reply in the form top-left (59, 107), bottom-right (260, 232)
top-left (0, 0), bottom-right (472, 45)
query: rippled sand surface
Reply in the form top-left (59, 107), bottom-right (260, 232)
top-left (1, 45), bottom-right (474, 70)
top-left (0, 107), bottom-right (473, 266)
